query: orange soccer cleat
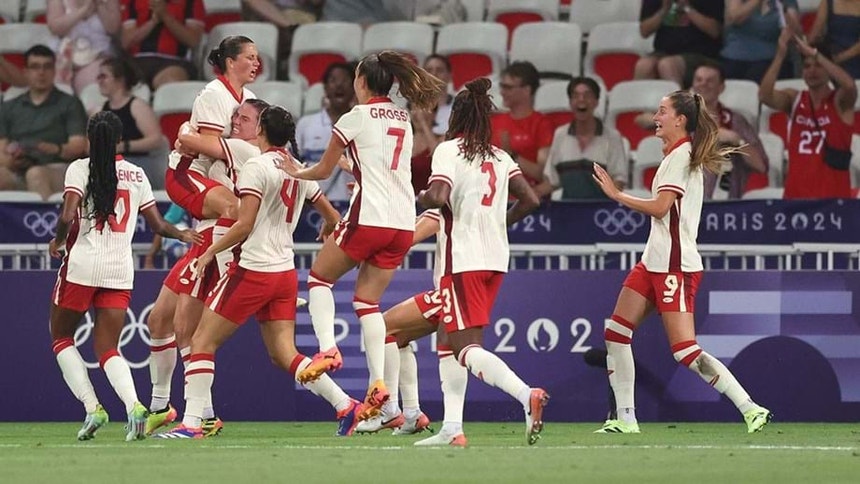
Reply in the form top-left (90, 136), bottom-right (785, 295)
top-left (357, 379), bottom-right (390, 421)
top-left (297, 347), bottom-right (343, 383)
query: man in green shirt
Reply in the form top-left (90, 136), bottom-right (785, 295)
top-left (0, 45), bottom-right (87, 200)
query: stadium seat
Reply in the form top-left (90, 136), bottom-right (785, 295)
top-left (534, 80), bottom-right (573, 130)
top-left (583, 22), bottom-right (653, 90)
top-left (302, 82), bottom-right (325, 116)
top-left (252, 81), bottom-right (303, 118)
top-left (202, 0), bottom-right (242, 32)
top-left (486, 0), bottom-right (559, 48)
top-left (460, 0), bottom-right (487, 21)
top-left (0, 23), bottom-right (50, 90)
top-left (623, 188), bottom-right (652, 199)
top-left (0, 0), bottom-right (20, 23)
top-left (203, 22), bottom-right (279, 82)
top-left (721, 79), bottom-right (760, 127)
top-left (607, 79), bottom-right (679, 151)
top-left (361, 22), bottom-right (434, 66)
top-left (436, 22), bottom-right (508, 90)
top-left (631, 135), bottom-right (663, 190)
top-left (24, 0), bottom-right (46, 22)
top-left (77, 83), bottom-right (152, 114)
top-left (568, 0), bottom-right (641, 34)
top-left (758, 132), bottom-right (785, 189)
top-left (0, 191), bottom-right (43, 202)
top-left (742, 187), bottom-right (784, 199)
top-left (152, 190), bottom-right (171, 203)
top-left (509, 22), bottom-right (581, 79)
top-left (797, 0), bottom-right (819, 35)
top-left (152, 81), bottom-right (208, 147)
top-left (760, 78), bottom-right (806, 144)
top-left (290, 22), bottom-right (362, 87)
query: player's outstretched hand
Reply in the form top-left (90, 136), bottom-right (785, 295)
top-left (178, 229), bottom-right (204, 245)
top-left (48, 238), bottom-right (65, 259)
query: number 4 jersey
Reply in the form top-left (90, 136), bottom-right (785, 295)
top-left (429, 139), bottom-right (523, 275)
top-left (61, 156), bottom-right (156, 289)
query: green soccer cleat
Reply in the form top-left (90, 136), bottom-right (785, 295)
top-left (593, 419), bottom-right (641, 434)
top-left (126, 402), bottom-right (149, 441)
top-left (202, 417), bottom-right (223, 437)
top-left (146, 404), bottom-right (177, 435)
top-left (77, 405), bottom-right (109, 441)
top-left (744, 406), bottom-right (773, 433)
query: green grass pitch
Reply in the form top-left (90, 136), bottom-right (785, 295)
top-left (1, 422), bottom-right (858, 483)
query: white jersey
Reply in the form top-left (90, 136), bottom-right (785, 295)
top-left (188, 77), bottom-right (256, 173)
top-left (640, 139), bottom-right (704, 272)
top-left (235, 150), bottom-right (322, 272)
top-left (61, 156), bottom-right (156, 289)
top-left (333, 97), bottom-right (415, 231)
top-left (209, 138), bottom-right (262, 193)
top-left (429, 139), bottom-right (522, 275)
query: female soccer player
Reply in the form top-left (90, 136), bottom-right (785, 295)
top-left (48, 111), bottom-right (200, 441)
top-left (417, 78), bottom-right (547, 446)
top-left (155, 106), bottom-right (359, 438)
top-left (591, 90), bottom-right (772, 434)
top-left (282, 51), bottom-right (446, 420)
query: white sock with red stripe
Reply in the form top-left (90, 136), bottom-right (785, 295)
top-left (180, 346), bottom-right (191, 371)
top-left (439, 345), bottom-right (466, 433)
top-left (354, 298), bottom-right (385, 382)
top-left (672, 340), bottom-right (756, 414)
top-left (288, 355), bottom-right (351, 412)
top-left (605, 315), bottom-right (637, 423)
top-left (149, 335), bottom-right (177, 412)
top-left (183, 353), bottom-right (214, 428)
top-left (308, 272), bottom-right (337, 351)
top-left (383, 336), bottom-right (401, 414)
top-left (459, 344), bottom-right (530, 407)
top-left (100, 350), bottom-right (139, 413)
top-left (399, 345), bottom-right (420, 417)
top-left (52, 338), bottom-right (100, 414)
top-left (181, 346), bottom-right (214, 419)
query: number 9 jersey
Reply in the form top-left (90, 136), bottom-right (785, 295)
top-left (60, 156), bottom-right (156, 290)
top-left (428, 139), bottom-right (522, 275)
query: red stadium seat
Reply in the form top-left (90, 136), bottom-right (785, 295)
top-left (152, 81), bottom-right (208, 147)
top-left (487, 0), bottom-right (558, 48)
top-left (584, 22), bottom-right (653, 90)
top-left (290, 22), bottom-right (362, 86)
top-left (0, 23), bottom-right (50, 91)
top-left (437, 22), bottom-right (507, 90)
top-left (203, 0), bottom-right (242, 32)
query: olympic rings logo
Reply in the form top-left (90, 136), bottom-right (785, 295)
top-left (593, 208), bottom-right (647, 236)
top-left (71, 303), bottom-right (154, 370)
top-left (23, 211), bottom-right (58, 237)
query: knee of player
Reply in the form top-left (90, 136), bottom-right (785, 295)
top-left (671, 340), bottom-right (703, 368)
top-left (353, 298), bottom-right (380, 318)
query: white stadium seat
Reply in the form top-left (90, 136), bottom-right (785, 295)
top-left (302, 82), bottom-right (325, 116)
top-left (569, 0), bottom-right (641, 34)
top-left (607, 79), bottom-right (680, 150)
top-left (290, 22), bottom-right (363, 87)
top-left (631, 135), bottom-right (663, 190)
top-left (758, 132), bottom-right (785, 188)
top-left (722, 79), bottom-right (760, 127)
top-left (742, 187), bottom-right (784, 199)
top-left (436, 22), bottom-right (508, 89)
top-left (252, 81), bottom-right (303, 118)
top-left (203, 22), bottom-right (279, 83)
top-left (362, 22), bottom-right (434, 66)
top-left (509, 22), bottom-right (581, 78)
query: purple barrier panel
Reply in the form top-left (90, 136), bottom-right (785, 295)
top-left (3, 270), bottom-right (859, 422)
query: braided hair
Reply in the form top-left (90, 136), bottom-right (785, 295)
top-left (446, 78), bottom-right (497, 162)
top-left (85, 111), bottom-right (122, 228)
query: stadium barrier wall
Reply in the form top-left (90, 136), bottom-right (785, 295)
top-left (2, 270), bottom-right (858, 423)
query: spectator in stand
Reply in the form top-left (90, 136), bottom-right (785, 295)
top-left (321, 0), bottom-right (407, 25)
top-left (722, 0), bottom-right (804, 83)
top-left (809, 0), bottom-right (860, 79)
top-left (120, 0), bottom-right (205, 90)
top-left (410, 54), bottom-right (453, 194)
top-left (635, 0), bottom-right (725, 88)
top-left (295, 62), bottom-right (356, 201)
top-left (0, 57), bottom-right (26, 88)
top-left (491, 61), bottom-right (554, 189)
top-left (97, 57), bottom-right (169, 189)
top-left (0, 45), bottom-right (88, 199)
top-left (692, 61), bottom-right (769, 199)
top-left (48, 0), bottom-right (121, 94)
top-left (760, 30), bottom-right (856, 199)
top-left (241, 1), bottom-right (324, 80)
top-left (534, 77), bottom-right (628, 200)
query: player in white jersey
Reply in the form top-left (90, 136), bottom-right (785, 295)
top-left (47, 112), bottom-right (200, 442)
top-left (417, 78), bottom-right (547, 446)
top-left (282, 51), bottom-right (446, 421)
top-left (592, 90), bottom-right (772, 434)
top-left (165, 35), bottom-right (258, 222)
top-left (145, 99), bottom-right (268, 436)
top-left (156, 106), bottom-right (363, 438)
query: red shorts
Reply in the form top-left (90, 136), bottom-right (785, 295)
top-left (438, 271), bottom-right (504, 333)
top-left (52, 278), bottom-right (131, 312)
top-left (165, 166), bottom-right (221, 220)
top-left (623, 262), bottom-right (703, 313)
top-left (412, 289), bottom-right (443, 325)
top-left (332, 221), bottom-right (412, 269)
top-left (206, 266), bottom-right (298, 324)
top-left (163, 248), bottom-right (196, 294)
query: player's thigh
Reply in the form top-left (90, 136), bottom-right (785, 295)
top-left (354, 262), bottom-right (396, 303)
top-left (201, 186), bottom-right (238, 220)
top-left (259, 320), bottom-right (299, 366)
top-left (611, 286), bottom-right (655, 332)
top-left (384, 295), bottom-right (432, 334)
top-left (49, 304), bottom-right (85, 340)
top-left (191, 308), bottom-right (240, 354)
top-left (661, 312), bottom-right (697, 347)
top-left (92, 307), bottom-right (129, 355)
top-left (310, 235), bottom-right (358, 282)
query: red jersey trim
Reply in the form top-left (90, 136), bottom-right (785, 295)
top-left (662, 136), bottom-right (692, 156)
top-left (428, 174), bottom-right (453, 187)
top-left (239, 188), bottom-right (263, 199)
top-left (508, 169), bottom-right (524, 180)
top-left (217, 75), bottom-right (244, 104)
top-left (332, 126), bottom-right (348, 145)
top-left (308, 189), bottom-right (322, 203)
top-left (140, 200), bottom-right (157, 211)
top-left (64, 186), bottom-right (84, 198)
top-left (367, 97), bottom-right (393, 105)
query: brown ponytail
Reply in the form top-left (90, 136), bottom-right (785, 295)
top-left (667, 90), bottom-right (743, 174)
top-left (358, 51), bottom-right (446, 110)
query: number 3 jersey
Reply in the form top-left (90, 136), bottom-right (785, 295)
top-left (333, 97), bottom-right (415, 231)
top-left (61, 156), bottom-right (156, 289)
top-left (235, 150), bottom-right (322, 272)
top-left (428, 139), bottom-right (522, 275)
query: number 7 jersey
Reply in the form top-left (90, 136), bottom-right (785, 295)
top-left (428, 139), bottom-right (522, 275)
top-left (61, 156), bottom-right (156, 290)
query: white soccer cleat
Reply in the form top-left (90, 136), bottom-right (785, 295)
top-left (414, 429), bottom-right (466, 447)
top-left (354, 410), bottom-right (405, 434)
top-left (392, 411), bottom-right (432, 435)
